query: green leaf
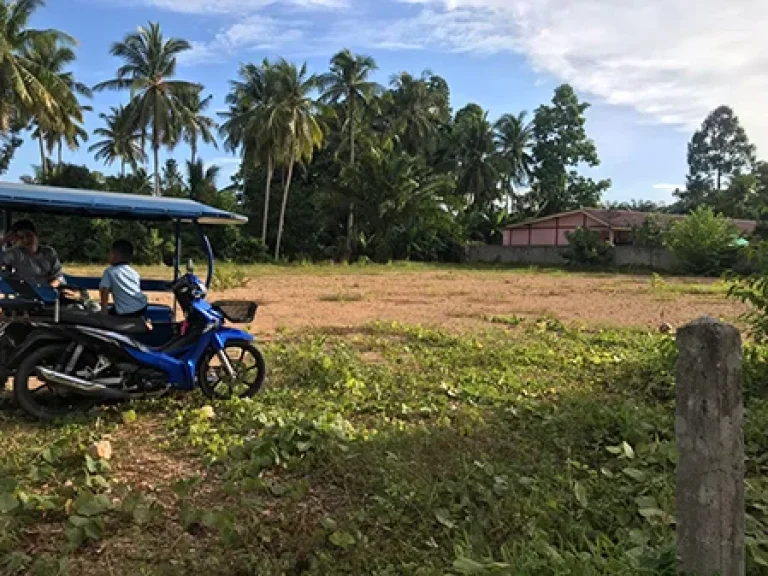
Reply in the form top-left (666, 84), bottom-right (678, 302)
top-left (452, 557), bottom-right (487, 575)
top-left (74, 493), bottom-right (112, 517)
top-left (122, 410), bottom-right (137, 424)
top-left (635, 496), bottom-right (658, 509)
top-left (621, 441), bottom-right (635, 459)
top-left (321, 517), bottom-right (338, 531)
top-left (750, 543), bottom-right (768, 567)
top-left (435, 508), bottom-right (456, 529)
top-left (573, 482), bottom-right (588, 508)
top-left (0, 492), bottom-right (19, 514)
top-left (85, 455), bottom-right (99, 474)
top-left (329, 531), bottom-right (355, 548)
top-left (623, 468), bottom-right (647, 481)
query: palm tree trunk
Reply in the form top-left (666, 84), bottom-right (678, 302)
top-left (262, 155), bottom-right (274, 245)
top-left (275, 154), bottom-right (295, 261)
top-left (152, 122), bottom-right (161, 196)
top-left (57, 140), bottom-right (63, 168)
top-left (345, 99), bottom-right (356, 259)
top-left (191, 140), bottom-right (197, 167)
top-left (121, 160), bottom-right (126, 178)
top-left (38, 133), bottom-right (48, 177)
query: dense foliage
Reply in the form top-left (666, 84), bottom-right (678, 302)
top-left (563, 227), bottom-right (614, 266)
top-left (664, 206), bottom-right (740, 275)
top-left (4, 313), bottom-right (768, 573)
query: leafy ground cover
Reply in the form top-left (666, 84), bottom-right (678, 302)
top-left (2, 318), bottom-right (768, 575)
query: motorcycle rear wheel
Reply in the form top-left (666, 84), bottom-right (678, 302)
top-left (197, 340), bottom-right (266, 400)
top-left (14, 343), bottom-right (97, 421)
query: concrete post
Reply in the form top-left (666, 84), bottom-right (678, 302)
top-left (676, 317), bottom-right (744, 576)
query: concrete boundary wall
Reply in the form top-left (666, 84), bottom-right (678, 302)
top-left (467, 244), bottom-right (677, 271)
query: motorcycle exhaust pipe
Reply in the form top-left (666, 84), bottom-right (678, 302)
top-left (36, 367), bottom-right (132, 400)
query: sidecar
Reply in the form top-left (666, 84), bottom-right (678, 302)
top-left (0, 181), bottom-right (248, 387)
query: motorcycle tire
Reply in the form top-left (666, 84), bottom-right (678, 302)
top-left (14, 343), bottom-right (96, 421)
top-left (197, 340), bottom-right (266, 400)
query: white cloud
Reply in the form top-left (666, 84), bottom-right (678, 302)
top-left (344, 0), bottom-right (768, 152)
top-left (139, 0), bottom-right (346, 14)
top-left (653, 183), bottom-right (686, 192)
top-left (178, 16), bottom-right (306, 65)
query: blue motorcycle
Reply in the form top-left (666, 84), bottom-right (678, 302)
top-left (0, 181), bottom-right (264, 420)
top-left (12, 268), bottom-right (265, 420)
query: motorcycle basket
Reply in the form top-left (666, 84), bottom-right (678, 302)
top-left (212, 300), bottom-right (258, 323)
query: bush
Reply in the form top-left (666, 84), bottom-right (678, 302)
top-left (563, 227), bottom-right (614, 266)
top-left (665, 206), bottom-right (740, 275)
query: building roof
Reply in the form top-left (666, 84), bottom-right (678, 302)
top-left (506, 208), bottom-right (757, 234)
top-left (0, 182), bottom-right (248, 225)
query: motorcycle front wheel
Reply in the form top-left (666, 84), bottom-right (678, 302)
top-left (197, 340), bottom-right (266, 400)
top-left (14, 343), bottom-right (97, 421)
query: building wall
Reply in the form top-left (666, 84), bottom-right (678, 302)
top-left (504, 213), bottom-right (610, 247)
top-left (468, 244), bottom-right (678, 271)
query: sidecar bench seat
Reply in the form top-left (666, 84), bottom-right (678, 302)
top-left (59, 309), bottom-right (149, 335)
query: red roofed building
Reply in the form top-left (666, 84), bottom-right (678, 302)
top-left (503, 209), bottom-right (757, 247)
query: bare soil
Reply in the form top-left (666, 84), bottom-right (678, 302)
top-left (198, 270), bottom-right (745, 334)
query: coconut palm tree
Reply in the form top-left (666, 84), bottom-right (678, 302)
top-left (22, 34), bottom-right (91, 174)
top-left (89, 105), bottom-right (146, 175)
top-left (221, 61), bottom-right (279, 245)
top-left (0, 0), bottom-right (76, 134)
top-left (494, 111), bottom-right (534, 213)
top-left (94, 22), bottom-right (198, 196)
top-left (178, 86), bottom-right (217, 165)
top-left (319, 49), bottom-right (380, 256)
top-left (186, 158), bottom-right (219, 203)
top-left (454, 109), bottom-right (499, 208)
top-left (388, 70), bottom-right (448, 155)
top-left (270, 59), bottom-right (324, 260)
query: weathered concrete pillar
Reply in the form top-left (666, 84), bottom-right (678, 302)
top-left (676, 317), bottom-right (744, 576)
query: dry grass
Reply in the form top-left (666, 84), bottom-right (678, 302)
top-left (66, 263), bottom-right (745, 333)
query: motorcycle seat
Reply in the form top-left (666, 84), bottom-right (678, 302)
top-left (59, 309), bottom-right (149, 335)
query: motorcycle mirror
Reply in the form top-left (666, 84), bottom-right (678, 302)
top-left (186, 258), bottom-right (194, 274)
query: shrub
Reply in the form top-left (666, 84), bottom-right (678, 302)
top-left (563, 227), bottom-right (614, 266)
top-left (665, 206), bottom-right (740, 275)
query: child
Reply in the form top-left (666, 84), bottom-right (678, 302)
top-left (99, 240), bottom-right (148, 317)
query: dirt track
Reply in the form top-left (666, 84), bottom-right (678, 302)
top-left (194, 270), bottom-right (745, 335)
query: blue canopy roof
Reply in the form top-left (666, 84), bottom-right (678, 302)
top-left (0, 182), bottom-right (247, 225)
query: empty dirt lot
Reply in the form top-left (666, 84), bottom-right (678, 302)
top-left (201, 267), bottom-right (747, 334)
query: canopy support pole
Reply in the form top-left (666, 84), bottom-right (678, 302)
top-left (173, 220), bottom-right (181, 317)
top-left (195, 222), bottom-right (214, 289)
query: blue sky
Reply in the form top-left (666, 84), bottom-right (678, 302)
top-left (13, 0), bottom-right (768, 205)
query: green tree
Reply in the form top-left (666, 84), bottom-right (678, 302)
top-left (530, 84), bottom-right (610, 215)
top-left (494, 111), bottom-right (534, 213)
top-left (221, 61), bottom-right (278, 245)
top-left (563, 227), bottom-right (614, 266)
top-left (319, 48), bottom-right (381, 255)
top-left (0, 0), bottom-right (76, 136)
top-left (89, 105), bottom-right (146, 175)
top-left (185, 159), bottom-right (219, 203)
top-left (344, 144), bottom-right (463, 261)
top-left (161, 158), bottom-right (184, 197)
top-left (22, 34), bottom-right (91, 174)
top-left (452, 105), bottom-right (498, 208)
top-left (177, 86), bottom-right (217, 166)
top-left (388, 70), bottom-right (450, 155)
top-left (665, 206), bottom-right (740, 275)
top-left (95, 22), bottom-right (198, 196)
top-left (270, 59), bottom-right (324, 260)
top-left (686, 106), bottom-right (755, 194)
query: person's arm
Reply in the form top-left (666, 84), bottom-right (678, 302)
top-left (47, 248), bottom-right (64, 287)
top-left (99, 269), bottom-right (112, 315)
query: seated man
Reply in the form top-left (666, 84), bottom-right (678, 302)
top-left (100, 239), bottom-right (148, 317)
top-left (2, 220), bottom-right (64, 287)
